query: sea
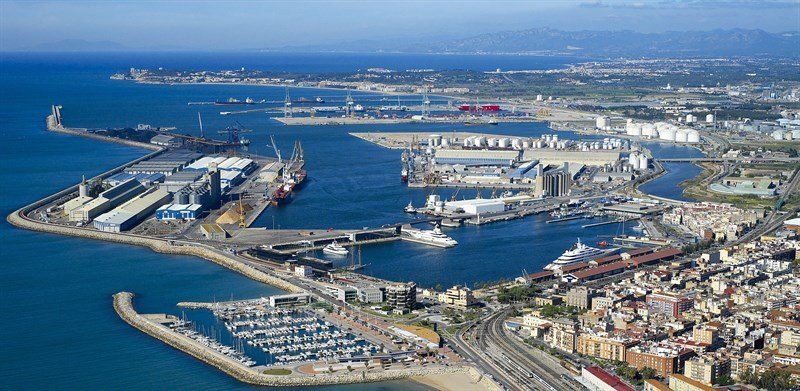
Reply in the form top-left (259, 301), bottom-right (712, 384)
top-left (0, 52), bottom-right (702, 389)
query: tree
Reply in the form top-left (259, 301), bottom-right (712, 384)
top-left (716, 375), bottom-right (734, 386)
top-left (640, 367), bottom-right (658, 380)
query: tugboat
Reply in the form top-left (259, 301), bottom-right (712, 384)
top-left (323, 241), bottom-right (349, 256)
top-left (401, 168), bottom-right (409, 182)
top-left (404, 201), bottom-right (417, 214)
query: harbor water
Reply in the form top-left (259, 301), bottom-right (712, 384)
top-left (1, 52), bottom-right (701, 389)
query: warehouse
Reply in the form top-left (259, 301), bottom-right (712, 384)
top-left (156, 203), bottom-right (203, 220)
top-left (434, 149), bottom-right (519, 167)
top-left (102, 172), bottom-right (165, 187)
top-left (162, 171), bottom-right (204, 192)
top-left (69, 178), bottom-right (146, 222)
top-left (522, 149), bottom-right (620, 166)
top-left (184, 156), bottom-right (227, 171)
top-left (92, 187), bottom-right (172, 232)
top-left (125, 150), bottom-right (202, 175)
top-left (444, 198), bottom-right (506, 215)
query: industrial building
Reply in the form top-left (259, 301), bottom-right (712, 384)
top-left (433, 149), bottom-right (519, 166)
top-left (155, 204), bottom-right (203, 220)
top-left (92, 187), bottom-right (171, 232)
top-left (102, 172), bottom-right (165, 187)
top-left (522, 149), bottom-right (620, 166)
top-left (162, 171), bottom-right (205, 192)
top-left (444, 198), bottom-right (506, 215)
top-left (534, 163), bottom-right (571, 197)
top-left (68, 178), bottom-right (146, 222)
top-left (125, 150), bottom-right (202, 175)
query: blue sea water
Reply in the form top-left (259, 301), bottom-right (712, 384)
top-left (0, 52), bottom-right (699, 389)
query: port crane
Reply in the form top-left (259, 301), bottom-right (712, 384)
top-left (268, 134), bottom-right (282, 164)
top-left (218, 121), bottom-right (252, 145)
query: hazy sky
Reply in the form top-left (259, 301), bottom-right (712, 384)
top-left (2, 0), bottom-right (798, 51)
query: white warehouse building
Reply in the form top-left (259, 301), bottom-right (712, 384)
top-left (444, 198), bottom-right (505, 215)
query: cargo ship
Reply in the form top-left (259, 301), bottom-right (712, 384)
top-left (215, 97), bottom-right (257, 105)
top-left (272, 183), bottom-right (294, 205)
top-left (458, 104), bottom-right (500, 112)
top-left (272, 169), bottom-right (306, 205)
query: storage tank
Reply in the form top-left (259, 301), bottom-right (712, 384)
top-left (511, 138), bottom-right (522, 150)
top-left (686, 114), bottom-right (696, 124)
top-left (638, 154), bottom-right (649, 170)
top-left (463, 137), bottom-right (473, 147)
top-left (498, 138), bottom-right (509, 148)
top-left (627, 123), bottom-right (643, 136)
top-left (475, 136), bottom-right (486, 147)
top-left (488, 138), bottom-right (497, 148)
top-left (429, 134), bottom-right (442, 147)
top-left (629, 153), bottom-right (640, 170)
top-left (706, 114), bottom-right (715, 123)
top-left (687, 130), bottom-right (700, 143)
top-left (771, 130), bottom-right (785, 140)
top-left (596, 116), bottom-right (610, 130)
top-left (642, 123), bottom-right (657, 138)
top-left (177, 190), bottom-right (190, 205)
top-left (675, 128), bottom-right (689, 143)
top-left (522, 140), bottom-right (531, 149)
top-left (659, 128), bottom-right (677, 141)
top-left (792, 129), bottom-right (800, 140)
top-left (441, 138), bottom-right (450, 147)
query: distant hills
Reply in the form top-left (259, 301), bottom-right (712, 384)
top-left (25, 39), bottom-right (130, 52)
top-left (275, 28), bottom-right (799, 58)
top-left (412, 28), bottom-right (799, 57)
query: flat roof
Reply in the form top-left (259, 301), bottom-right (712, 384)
top-left (570, 260), bottom-right (628, 280)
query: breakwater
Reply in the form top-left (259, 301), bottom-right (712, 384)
top-left (46, 114), bottom-right (163, 152)
top-left (113, 292), bottom-right (484, 388)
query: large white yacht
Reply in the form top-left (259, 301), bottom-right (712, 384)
top-left (544, 239), bottom-right (612, 270)
top-left (322, 240), bottom-right (349, 256)
top-left (401, 224), bottom-right (458, 248)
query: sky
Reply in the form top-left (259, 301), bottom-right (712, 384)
top-left (1, 0), bottom-right (799, 51)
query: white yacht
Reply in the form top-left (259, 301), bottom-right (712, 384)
top-left (322, 241), bottom-right (348, 256)
top-left (404, 201), bottom-right (417, 214)
top-left (544, 239), bottom-right (612, 270)
top-left (401, 224), bottom-right (458, 248)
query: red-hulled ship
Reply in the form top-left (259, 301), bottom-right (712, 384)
top-left (458, 104), bottom-right (500, 112)
top-left (273, 183), bottom-right (294, 205)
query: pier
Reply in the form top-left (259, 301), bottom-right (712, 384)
top-left (581, 218), bottom-right (638, 228)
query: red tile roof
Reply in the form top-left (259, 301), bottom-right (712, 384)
top-left (570, 260), bottom-right (629, 280)
top-left (630, 248), bottom-right (682, 267)
top-left (559, 261), bottom-right (591, 273)
top-left (585, 366), bottom-right (635, 391)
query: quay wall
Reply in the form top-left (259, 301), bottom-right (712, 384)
top-left (113, 292), bottom-right (476, 387)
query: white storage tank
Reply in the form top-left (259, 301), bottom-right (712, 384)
top-left (687, 130), bottom-right (700, 143)
top-left (498, 138), bottom-right (509, 148)
top-left (511, 138), bottom-right (522, 150)
top-left (441, 138), bottom-right (450, 147)
top-left (488, 138), bottom-right (497, 147)
top-left (706, 114), bottom-right (715, 123)
top-left (474, 136), bottom-right (486, 147)
top-left (792, 129), bottom-right (800, 140)
top-left (596, 116), bottom-right (610, 130)
top-left (638, 154), bottom-right (649, 170)
top-left (675, 128), bottom-right (689, 143)
top-left (642, 123), bottom-right (657, 138)
top-left (463, 137), bottom-right (473, 147)
top-left (629, 153), bottom-right (640, 170)
top-left (686, 114), bottom-right (696, 124)
top-left (522, 140), bottom-right (530, 149)
top-left (429, 134), bottom-right (442, 147)
top-left (659, 128), bottom-right (677, 141)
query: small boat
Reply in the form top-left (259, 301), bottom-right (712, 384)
top-left (323, 241), bottom-right (348, 256)
top-left (404, 201), bottom-right (417, 214)
top-left (315, 97), bottom-right (325, 103)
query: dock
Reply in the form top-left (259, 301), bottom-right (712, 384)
top-left (581, 218), bottom-right (638, 228)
